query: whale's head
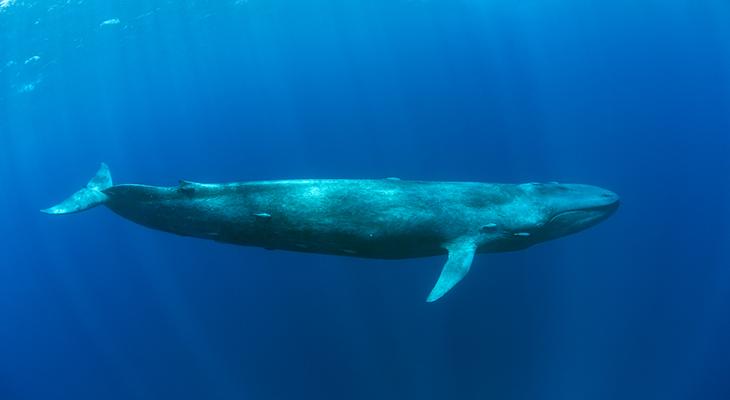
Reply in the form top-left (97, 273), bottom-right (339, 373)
top-left (500, 182), bottom-right (620, 246)
top-left (538, 183), bottom-right (620, 239)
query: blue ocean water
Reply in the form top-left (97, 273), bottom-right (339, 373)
top-left (1, 1), bottom-right (729, 399)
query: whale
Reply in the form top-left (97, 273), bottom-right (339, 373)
top-left (42, 163), bottom-right (619, 302)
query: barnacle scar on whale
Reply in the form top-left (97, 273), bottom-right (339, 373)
top-left (42, 163), bottom-right (619, 302)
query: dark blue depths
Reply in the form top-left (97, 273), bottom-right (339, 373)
top-left (1, 1), bottom-right (729, 399)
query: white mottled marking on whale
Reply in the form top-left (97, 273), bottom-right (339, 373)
top-left (100, 18), bottom-right (121, 27)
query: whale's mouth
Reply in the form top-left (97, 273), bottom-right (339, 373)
top-left (547, 200), bottom-right (620, 233)
top-left (550, 201), bottom-right (620, 222)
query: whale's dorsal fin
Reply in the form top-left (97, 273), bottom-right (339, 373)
top-left (426, 239), bottom-right (477, 302)
top-left (179, 179), bottom-right (208, 194)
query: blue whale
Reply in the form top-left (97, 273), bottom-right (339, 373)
top-left (42, 164), bottom-right (619, 301)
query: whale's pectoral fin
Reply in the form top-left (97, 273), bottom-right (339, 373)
top-left (41, 163), bottom-right (113, 215)
top-left (426, 240), bottom-right (477, 302)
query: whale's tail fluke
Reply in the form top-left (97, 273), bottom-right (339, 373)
top-left (41, 163), bottom-right (113, 215)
